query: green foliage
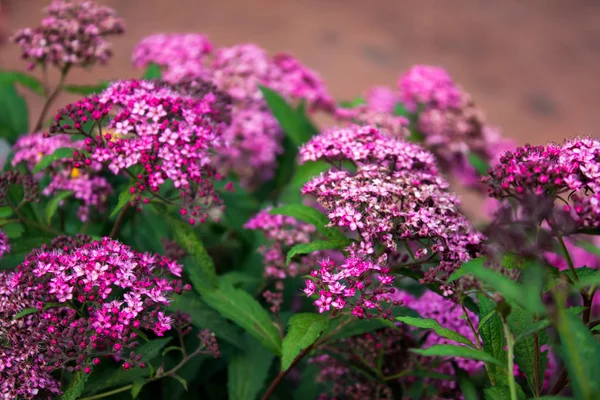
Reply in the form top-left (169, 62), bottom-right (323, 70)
top-left (483, 385), bottom-right (526, 400)
top-left (143, 63), bottom-right (162, 79)
top-left (33, 147), bottom-right (77, 173)
top-left (396, 316), bottom-right (476, 347)
top-left (0, 83), bottom-right (29, 144)
top-left (63, 82), bottom-right (110, 95)
top-left (202, 282), bottom-right (283, 355)
top-left (12, 307), bottom-right (39, 320)
top-left (269, 204), bottom-right (346, 240)
top-left (477, 294), bottom-right (508, 385)
top-left (410, 345), bottom-right (504, 366)
top-left (467, 152), bottom-right (490, 176)
top-left (61, 372), bottom-right (89, 400)
top-left (45, 190), bottom-right (72, 225)
top-left (0, 70), bottom-right (44, 95)
top-left (281, 313), bottom-right (329, 371)
top-left (286, 238), bottom-right (351, 265)
top-left (228, 336), bottom-right (274, 400)
top-left (109, 189), bottom-right (132, 219)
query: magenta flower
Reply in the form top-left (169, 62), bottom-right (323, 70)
top-left (49, 79), bottom-right (232, 224)
top-left (365, 85), bottom-right (399, 114)
top-left (11, 0), bottom-right (125, 70)
top-left (12, 132), bottom-right (112, 221)
top-left (0, 230), bottom-right (9, 258)
top-left (398, 65), bottom-right (462, 113)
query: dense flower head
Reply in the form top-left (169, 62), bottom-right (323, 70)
top-left (484, 138), bottom-right (600, 230)
top-left (215, 106), bottom-right (283, 188)
top-left (132, 33), bottom-right (213, 83)
top-left (0, 230), bottom-right (9, 258)
top-left (398, 65), bottom-right (462, 113)
top-left (244, 208), bottom-right (320, 279)
top-left (0, 238), bottom-right (188, 398)
top-left (12, 132), bottom-right (112, 221)
top-left (11, 0), bottom-right (125, 70)
top-left (49, 79), bottom-right (232, 224)
top-left (365, 86), bottom-right (399, 114)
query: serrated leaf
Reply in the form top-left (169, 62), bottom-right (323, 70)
top-left (286, 238), bottom-right (351, 265)
top-left (449, 258), bottom-right (545, 315)
top-left (0, 83), bottom-right (29, 144)
top-left (507, 303), bottom-right (548, 395)
top-left (396, 316), bottom-right (475, 348)
top-left (143, 63), bottom-right (162, 79)
top-left (572, 273), bottom-right (600, 291)
top-left (63, 82), bottom-right (109, 95)
top-left (269, 204), bottom-right (343, 240)
top-left (477, 294), bottom-right (508, 385)
top-left (228, 335), bottom-right (274, 400)
top-left (281, 313), bottom-right (329, 371)
top-left (202, 282), bottom-right (282, 355)
top-left (61, 372), bottom-right (89, 400)
top-left (170, 375), bottom-right (188, 391)
top-left (0, 70), bottom-right (44, 95)
top-left (467, 152), bottom-right (490, 176)
top-left (45, 190), bottom-right (72, 225)
top-left (130, 380), bottom-right (145, 399)
top-left (3, 223), bottom-right (25, 239)
top-left (515, 319), bottom-right (551, 343)
top-left (484, 385), bottom-right (526, 400)
top-left (165, 215), bottom-right (218, 291)
top-left (110, 189), bottom-right (132, 219)
top-left (12, 307), bottom-right (38, 320)
top-left (260, 86), bottom-right (316, 146)
top-left (167, 292), bottom-right (243, 347)
top-left (411, 344), bottom-right (504, 366)
top-left (33, 147), bottom-right (76, 173)
top-left (555, 299), bottom-right (600, 400)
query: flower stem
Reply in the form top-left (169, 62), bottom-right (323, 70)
top-left (109, 203), bottom-right (129, 238)
top-left (34, 64), bottom-right (71, 132)
top-left (557, 235), bottom-right (578, 281)
top-left (502, 318), bottom-right (518, 400)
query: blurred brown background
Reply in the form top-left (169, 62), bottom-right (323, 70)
top-left (1, 0), bottom-right (600, 145)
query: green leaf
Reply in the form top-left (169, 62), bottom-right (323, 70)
top-left (507, 303), bottom-right (548, 395)
top-left (61, 372), bottom-right (89, 400)
top-left (338, 97), bottom-right (366, 108)
top-left (202, 282), bottom-right (282, 355)
top-left (410, 345), bottom-right (504, 366)
top-left (280, 160), bottom-right (330, 203)
top-left (0, 70), bottom-right (44, 95)
top-left (281, 313), bottom-right (329, 371)
top-left (449, 258), bottom-right (546, 314)
top-left (167, 292), bottom-right (243, 347)
top-left (33, 147), bottom-right (76, 173)
top-left (555, 298), bottom-right (600, 400)
top-left (0, 206), bottom-right (13, 218)
top-left (286, 238), bottom-right (351, 265)
top-left (394, 103), bottom-right (410, 117)
top-left (467, 152), bottom-right (490, 176)
top-left (260, 86), bottom-right (316, 146)
top-left (0, 83), bottom-right (29, 144)
top-left (572, 273), bottom-right (600, 291)
top-left (166, 215), bottom-right (218, 291)
top-left (170, 375), bottom-right (188, 391)
top-left (162, 346), bottom-right (184, 357)
top-left (269, 204), bottom-right (343, 240)
top-left (477, 294), bottom-right (508, 385)
top-left (143, 63), bottom-right (162, 79)
top-left (63, 82), bottom-right (109, 95)
top-left (228, 335), bottom-right (274, 400)
top-left (396, 316), bottom-right (475, 348)
top-left (324, 317), bottom-right (397, 342)
top-left (110, 189), bottom-right (132, 219)
top-left (130, 380), bottom-right (145, 399)
top-left (515, 319), bottom-right (552, 343)
top-left (13, 307), bottom-right (39, 320)
top-left (3, 223), bottom-right (25, 239)
top-left (574, 240), bottom-right (600, 256)
top-left (45, 190), bottom-right (72, 225)
top-left (484, 385), bottom-right (526, 400)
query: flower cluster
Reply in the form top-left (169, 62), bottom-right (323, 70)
top-left (244, 208), bottom-right (322, 280)
top-left (0, 230), bottom-right (9, 258)
top-left (12, 132), bottom-right (112, 221)
top-left (484, 138), bottom-right (600, 230)
top-left (300, 126), bottom-right (484, 289)
top-left (49, 79), bottom-right (232, 224)
top-left (132, 37), bottom-right (334, 188)
top-left (0, 170), bottom-right (40, 206)
top-left (334, 105), bottom-right (409, 138)
top-left (11, 0), bottom-right (125, 70)
top-left (397, 65), bottom-right (463, 112)
top-left (132, 33), bottom-right (213, 83)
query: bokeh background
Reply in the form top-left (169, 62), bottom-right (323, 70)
top-left (2, 0), bottom-right (600, 144)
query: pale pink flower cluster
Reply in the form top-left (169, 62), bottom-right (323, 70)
top-left (244, 208), bottom-right (321, 280)
top-left (50, 79), bottom-right (232, 224)
top-left (12, 132), bottom-right (112, 221)
top-left (11, 0), bottom-right (125, 70)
